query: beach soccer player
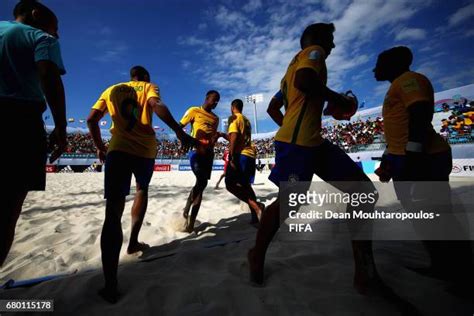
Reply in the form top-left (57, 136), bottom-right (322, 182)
top-left (87, 66), bottom-right (195, 303)
top-left (0, 0), bottom-right (67, 266)
top-left (214, 148), bottom-right (229, 189)
top-left (224, 99), bottom-right (264, 223)
top-left (247, 23), bottom-right (388, 294)
top-left (373, 46), bottom-right (472, 286)
top-left (180, 90), bottom-right (221, 233)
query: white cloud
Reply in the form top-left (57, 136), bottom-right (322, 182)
top-left (178, 0), bottom-right (430, 126)
top-left (395, 27), bottom-right (427, 41)
top-left (93, 40), bottom-right (128, 63)
top-left (438, 64), bottom-right (474, 90)
top-left (465, 29), bottom-right (474, 38)
top-left (448, 2), bottom-right (474, 26)
top-left (415, 60), bottom-right (440, 80)
top-left (242, 0), bottom-right (262, 13)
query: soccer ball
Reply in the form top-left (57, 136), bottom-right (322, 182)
top-left (323, 90), bottom-right (358, 121)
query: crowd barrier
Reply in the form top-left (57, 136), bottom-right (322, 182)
top-left (44, 158), bottom-right (474, 177)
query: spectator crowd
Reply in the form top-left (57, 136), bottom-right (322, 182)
top-left (438, 98), bottom-right (474, 141)
top-left (50, 105), bottom-right (474, 159)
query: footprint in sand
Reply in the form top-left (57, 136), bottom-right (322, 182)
top-left (54, 222), bottom-right (72, 234)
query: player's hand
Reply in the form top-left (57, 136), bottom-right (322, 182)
top-left (210, 132), bottom-right (221, 146)
top-left (48, 126), bottom-right (67, 163)
top-left (97, 147), bottom-right (107, 163)
top-left (177, 129), bottom-right (197, 152)
top-left (375, 154), bottom-right (392, 183)
top-left (229, 155), bottom-right (240, 171)
top-left (333, 92), bottom-right (352, 109)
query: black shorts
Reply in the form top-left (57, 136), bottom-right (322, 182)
top-left (104, 151), bottom-right (155, 199)
top-left (1, 106), bottom-right (47, 191)
top-left (225, 154), bottom-right (256, 186)
top-left (189, 150), bottom-right (214, 180)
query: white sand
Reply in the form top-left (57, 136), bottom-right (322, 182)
top-left (0, 171), bottom-right (473, 315)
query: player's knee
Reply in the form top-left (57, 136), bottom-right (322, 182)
top-left (195, 179), bottom-right (208, 191)
top-left (224, 177), bottom-right (236, 189)
top-left (136, 185), bottom-right (149, 195)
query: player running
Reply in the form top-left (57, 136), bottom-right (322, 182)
top-left (247, 23), bottom-right (388, 295)
top-left (87, 66), bottom-right (195, 303)
top-left (373, 46), bottom-right (472, 286)
top-left (214, 148), bottom-right (229, 189)
top-left (180, 90), bottom-right (221, 232)
top-left (224, 99), bottom-right (264, 223)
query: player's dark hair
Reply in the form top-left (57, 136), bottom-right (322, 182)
top-left (300, 23), bottom-right (335, 49)
top-left (231, 99), bottom-right (244, 112)
top-left (13, 0), bottom-right (56, 20)
top-left (206, 90), bottom-right (220, 99)
top-left (130, 65), bottom-right (150, 81)
top-left (379, 46), bottom-right (413, 69)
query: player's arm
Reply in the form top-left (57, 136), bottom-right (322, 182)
top-left (294, 68), bottom-right (347, 106)
top-left (407, 101), bottom-right (432, 151)
top-left (37, 60), bottom-right (67, 163)
top-left (149, 98), bottom-right (197, 149)
top-left (228, 132), bottom-right (239, 168)
top-left (267, 91), bottom-right (284, 126)
top-left (87, 108), bottom-right (107, 162)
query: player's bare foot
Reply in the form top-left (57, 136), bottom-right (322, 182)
top-left (127, 242), bottom-right (150, 254)
top-left (184, 217), bottom-right (195, 233)
top-left (98, 286), bottom-right (120, 304)
top-left (248, 248), bottom-right (264, 285)
top-left (250, 202), bottom-right (265, 224)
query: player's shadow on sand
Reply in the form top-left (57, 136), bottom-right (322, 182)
top-left (139, 213), bottom-right (256, 263)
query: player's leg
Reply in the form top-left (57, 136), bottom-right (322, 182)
top-left (99, 151), bottom-right (132, 303)
top-left (1, 116), bottom-right (47, 266)
top-left (185, 177), bottom-right (208, 232)
top-left (225, 155), bottom-right (263, 222)
top-left (215, 170), bottom-right (226, 189)
top-left (313, 141), bottom-right (383, 294)
top-left (0, 191), bottom-right (28, 266)
top-left (184, 152), bottom-right (212, 232)
top-left (248, 198), bottom-right (280, 284)
top-left (127, 156), bottom-right (155, 254)
top-left (248, 141), bottom-right (313, 284)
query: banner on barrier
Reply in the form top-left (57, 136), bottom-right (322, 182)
top-left (154, 164), bottom-right (171, 172)
top-left (179, 165), bottom-right (192, 171)
top-left (178, 164), bottom-right (224, 171)
top-left (452, 159), bottom-right (474, 177)
top-left (45, 165), bottom-right (57, 173)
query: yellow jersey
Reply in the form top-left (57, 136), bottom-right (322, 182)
top-left (228, 113), bottom-right (256, 159)
top-left (275, 45), bottom-right (327, 147)
top-left (180, 105), bottom-right (219, 139)
top-left (383, 71), bottom-right (450, 155)
top-left (92, 80), bottom-right (159, 158)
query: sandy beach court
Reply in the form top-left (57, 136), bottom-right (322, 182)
top-left (1, 171), bottom-right (473, 315)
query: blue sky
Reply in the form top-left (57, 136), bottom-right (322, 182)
top-left (2, 0), bottom-right (474, 134)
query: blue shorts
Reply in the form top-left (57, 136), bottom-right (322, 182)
top-left (269, 140), bottom-right (369, 186)
top-left (104, 151), bottom-right (155, 198)
top-left (388, 150), bottom-right (452, 201)
top-left (190, 150), bottom-right (214, 180)
top-left (225, 154), bottom-right (256, 186)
